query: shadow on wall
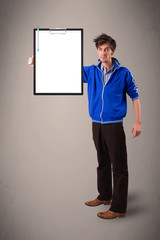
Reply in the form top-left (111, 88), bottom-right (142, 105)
top-left (127, 191), bottom-right (147, 217)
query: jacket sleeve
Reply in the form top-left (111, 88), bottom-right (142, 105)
top-left (125, 69), bottom-right (139, 100)
top-left (83, 66), bottom-right (90, 83)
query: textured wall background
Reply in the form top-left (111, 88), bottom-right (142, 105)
top-left (0, 0), bottom-right (160, 239)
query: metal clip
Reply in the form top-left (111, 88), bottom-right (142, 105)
top-left (50, 28), bottom-right (67, 34)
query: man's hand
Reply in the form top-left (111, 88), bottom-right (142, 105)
top-left (28, 56), bottom-right (34, 67)
top-left (131, 122), bottom-right (141, 138)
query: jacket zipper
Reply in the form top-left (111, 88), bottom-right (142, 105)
top-left (100, 82), bottom-right (105, 123)
top-left (98, 65), bottom-right (121, 124)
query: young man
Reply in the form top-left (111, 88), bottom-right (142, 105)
top-left (83, 34), bottom-right (141, 219)
top-left (28, 33), bottom-right (141, 219)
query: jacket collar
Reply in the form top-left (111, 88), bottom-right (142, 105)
top-left (97, 57), bottom-right (121, 71)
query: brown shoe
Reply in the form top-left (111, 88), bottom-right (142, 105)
top-left (97, 210), bottom-right (126, 219)
top-left (85, 198), bottom-right (111, 207)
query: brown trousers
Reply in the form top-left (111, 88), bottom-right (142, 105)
top-left (92, 122), bottom-right (128, 213)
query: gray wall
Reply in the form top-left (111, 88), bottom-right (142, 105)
top-left (0, 0), bottom-right (160, 239)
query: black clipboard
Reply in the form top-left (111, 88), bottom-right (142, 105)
top-left (33, 28), bottom-right (83, 95)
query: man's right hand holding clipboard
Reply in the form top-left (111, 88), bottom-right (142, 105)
top-left (28, 56), bottom-right (34, 67)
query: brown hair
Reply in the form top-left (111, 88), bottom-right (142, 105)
top-left (93, 33), bottom-right (116, 51)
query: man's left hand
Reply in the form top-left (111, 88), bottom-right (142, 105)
top-left (131, 122), bottom-right (141, 138)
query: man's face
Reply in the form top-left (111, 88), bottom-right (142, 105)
top-left (97, 43), bottom-right (115, 63)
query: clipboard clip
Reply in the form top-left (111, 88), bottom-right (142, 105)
top-left (50, 28), bottom-right (67, 34)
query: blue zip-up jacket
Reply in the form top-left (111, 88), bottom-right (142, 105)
top-left (83, 57), bottom-right (139, 124)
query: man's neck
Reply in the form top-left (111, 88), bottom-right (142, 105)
top-left (101, 59), bottom-right (114, 71)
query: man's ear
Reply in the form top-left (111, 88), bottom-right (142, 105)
top-left (111, 50), bottom-right (115, 55)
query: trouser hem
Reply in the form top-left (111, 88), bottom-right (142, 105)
top-left (97, 195), bottom-right (112, 201)
top-left (109, 207), bottom-right (127, 214)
